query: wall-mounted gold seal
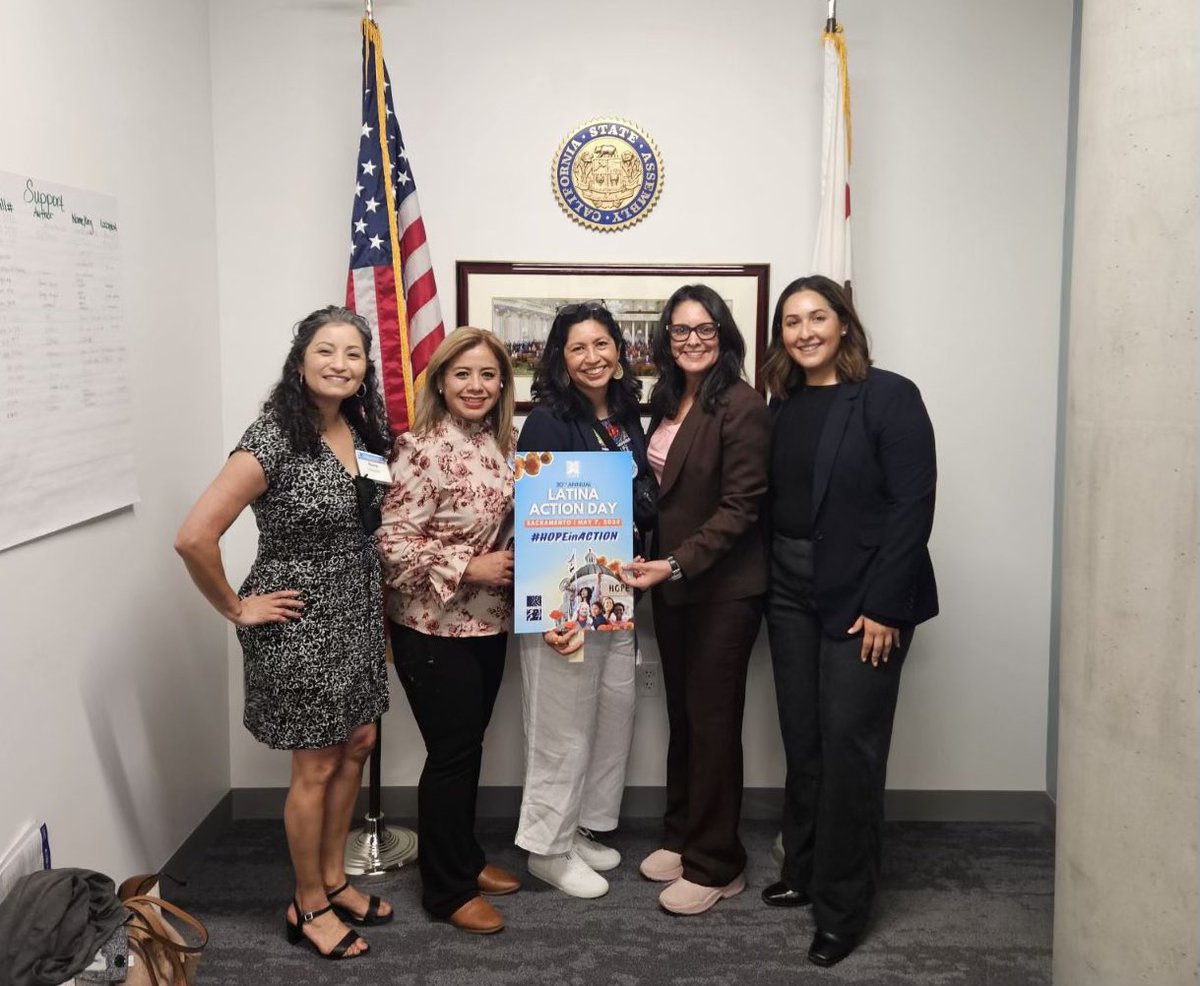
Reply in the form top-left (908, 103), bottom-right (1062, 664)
top-left (552, 118), bottom-right (664, 232)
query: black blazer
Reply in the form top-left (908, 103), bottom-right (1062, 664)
top-left (517, 404), bottom-right (649, 467)
top-left (770, 367), bottom-right (938, 637)
top-left (651, 380), bottom-right (770, 607)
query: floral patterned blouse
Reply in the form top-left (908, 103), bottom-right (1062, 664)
top-left (377, 417), bottom-right (516, 636)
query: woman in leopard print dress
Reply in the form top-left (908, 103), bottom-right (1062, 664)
top-left (175, 306), bottom-right (391, 960)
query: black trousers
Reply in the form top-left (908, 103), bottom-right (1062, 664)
top-left (766, 535), bottom-right (912, 936)
top-left (653, 593), bottom-right (763, 887)
top-left (388, 622), bottom-right (507, 918)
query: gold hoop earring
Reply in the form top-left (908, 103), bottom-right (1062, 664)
top-left (612, 364), bottom-right (625, 380)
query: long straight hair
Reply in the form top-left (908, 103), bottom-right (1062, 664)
top-left (648, 284), bottom-right (746, 421)
top-left (410, 327), bottom-right (516, 456)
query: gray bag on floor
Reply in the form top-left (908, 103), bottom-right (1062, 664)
top-left (0, 868), bottom-right (127, 986)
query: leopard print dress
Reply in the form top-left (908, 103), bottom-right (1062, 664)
top-left (233, 412), bottom-right (389, 750)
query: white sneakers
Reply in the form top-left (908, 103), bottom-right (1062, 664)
top-left (573, 827), bottom-right (621, 872)
top-left (527, 829), bottom-right (621, 897)
top-left (527, 850), bottom-right (609, 898)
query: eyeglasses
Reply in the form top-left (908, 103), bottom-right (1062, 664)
top-left (666, 322), bottom-right (719, 341)
top-left (556, 300), bottom-right (610, 318)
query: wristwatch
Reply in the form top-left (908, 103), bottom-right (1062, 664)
top-left (666, 555), bottom-right (684, 582)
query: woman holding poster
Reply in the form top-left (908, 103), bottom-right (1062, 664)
top-left (376, 327), bottom-right (521, 935)
top-left (514, 301), bottom-right (653, 899)
top-left (622, 285), bottom-right (769, 916)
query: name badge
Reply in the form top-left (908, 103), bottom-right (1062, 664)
top-left (355, 450), bottom-right (392, 484)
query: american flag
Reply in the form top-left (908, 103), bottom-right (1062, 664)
top-left (347, 17), bottom-right (444, 435)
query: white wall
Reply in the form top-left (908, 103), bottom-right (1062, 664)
top-left (208, 0), bottom-right (1073, 793)
top-left (0, 0), bottom-right (228, 875)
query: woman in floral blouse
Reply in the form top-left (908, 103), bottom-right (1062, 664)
top-left (376, 327), bottom-right (520, 935)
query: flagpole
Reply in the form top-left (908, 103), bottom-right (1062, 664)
top-left (778, 0), bottom-right (850, 868)
top-left (342, 5), bottom-right (419, 878)
top-left (344, 715), bottom-right (418, 874)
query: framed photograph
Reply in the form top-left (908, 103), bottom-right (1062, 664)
top-left (455, 262), bottom-right (770, 412)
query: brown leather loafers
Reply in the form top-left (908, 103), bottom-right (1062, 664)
top-left (477, 863), bottom-right (521, 896)
top-left (448, 895), bottom-right (504, 934)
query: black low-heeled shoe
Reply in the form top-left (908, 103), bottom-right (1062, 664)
top-left (807, 928), bottom-right (857, 967)
top-left (285, 899), bottom-right (369, 960)
top-left (326, 880), bottom-right (394, 926)
top-left (760, 880), bottom-right (811, 907)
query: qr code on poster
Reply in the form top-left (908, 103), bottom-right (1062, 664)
top-left (525, 595), bottom-right (542, 623)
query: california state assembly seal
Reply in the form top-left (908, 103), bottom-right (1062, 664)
top-left (552, 118), bottom-right (664, 232)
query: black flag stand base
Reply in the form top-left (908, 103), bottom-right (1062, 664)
top-left (344, 718), bottom-right (418, 875)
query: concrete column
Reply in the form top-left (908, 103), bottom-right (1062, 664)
top-left (1053, 1), bottom-right (1198, 984)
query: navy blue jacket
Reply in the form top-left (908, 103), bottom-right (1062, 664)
top-left (770, 367), bottom-right (938, 637)
top-left (517, 404), bottom-right (648, 466)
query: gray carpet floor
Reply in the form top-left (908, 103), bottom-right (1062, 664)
top-left (174, 818), bottom-right (1053, 986)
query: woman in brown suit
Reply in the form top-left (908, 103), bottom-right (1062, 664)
top-left (622, 284), bottom-right (769, 915)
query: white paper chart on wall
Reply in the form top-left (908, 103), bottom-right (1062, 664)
top-left (0, 170), bottom-right (138, 551)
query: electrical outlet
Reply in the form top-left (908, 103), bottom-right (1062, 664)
top-left (637, 663), bottom-right (660, 696)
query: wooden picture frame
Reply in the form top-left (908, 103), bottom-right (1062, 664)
top-left (454, 261), bottom-right (770, 412)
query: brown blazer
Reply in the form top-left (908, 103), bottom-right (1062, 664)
top-left (650, 380), bottom-right (770, 606)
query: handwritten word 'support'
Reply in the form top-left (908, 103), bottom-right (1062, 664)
top-left (24, 179), bottom-right (66, 220)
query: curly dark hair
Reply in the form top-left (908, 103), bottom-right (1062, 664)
top-left (263, 305), bottom-right (390, 457)
top-left (529, 302), bottom-right (642, 424)
top-left (649, 284), bottom-right (746, 420)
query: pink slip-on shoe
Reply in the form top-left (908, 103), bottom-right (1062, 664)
top-left (658, 874), bottom-right (746, 915)
top-left (639, 848), bottom-right (683, 882)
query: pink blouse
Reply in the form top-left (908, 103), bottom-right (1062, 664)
top-left (377, 418), bottom-right (516, 637)
top-left (647, 419), bottom-right (682, 485)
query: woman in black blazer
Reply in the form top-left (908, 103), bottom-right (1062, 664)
top-left (623, 284), bottom-right (769, 916)
top-left (760, 275), bottom-right (937, 967)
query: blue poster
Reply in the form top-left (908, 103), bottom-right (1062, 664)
top-left (513, 450), bottom-right (635, 635)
